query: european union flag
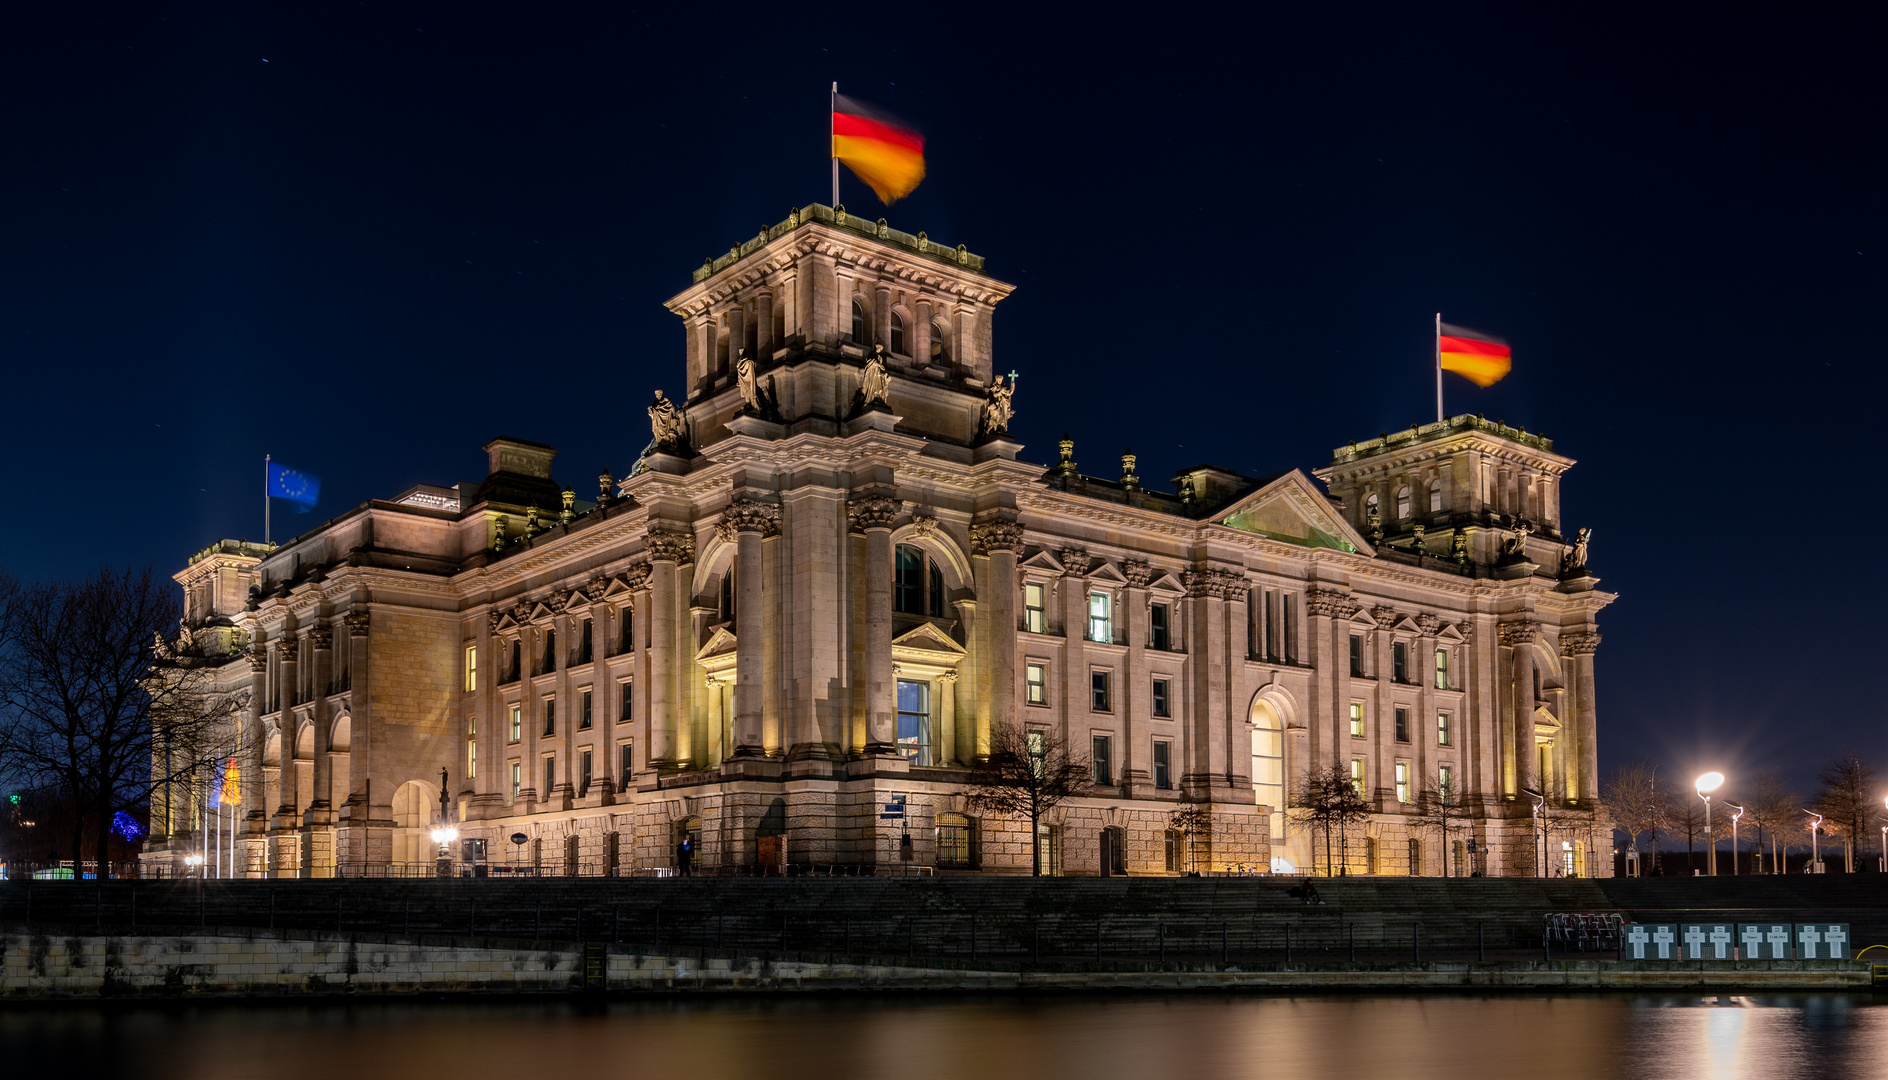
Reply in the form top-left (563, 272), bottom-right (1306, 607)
top-left (267, 460), bottom-right (320, 511)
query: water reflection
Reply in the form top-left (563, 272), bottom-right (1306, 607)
top-left (1, 993), bottom-right (1883, 1080)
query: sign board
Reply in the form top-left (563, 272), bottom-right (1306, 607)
top-left (1622, 924), bottom-right (1680, 960)
top-left (879, 813), bottom-right (903, 820)
top-left (509, 832), bottom-right (529, 846)
top-left (1796, 923), bottom-right (1851, 960)
top-left (1679, 923), bottom-right (1736, 960)
top-left (1740, 923), bottom-right (1793, 960)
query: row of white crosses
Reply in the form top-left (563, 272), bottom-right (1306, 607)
top-left (1622, 923), bottom-right (1849, 960)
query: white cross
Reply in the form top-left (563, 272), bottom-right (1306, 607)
top-left (1626, 925), bottom-right (1651, 959)
top-left (1823, 926), bottom-right (1848, 958)
top-left (1798, 926), bottom-right (1822, 959)
top-left (1766, 925), bottom-right (1792, 958)
top-left (1740, 925), bottom-right (1764, 958)
top-left (1709, 926), bottom-right (1733, 960)
top-left (1652, 926), bottom-right (1675, 959)
top-left (1683, 925), bottom-right (1708, 959)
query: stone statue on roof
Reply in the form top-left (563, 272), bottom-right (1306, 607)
top-left (979, 372), bottom-right (1015, 438)
top-left (736, 350), bottom-right (761, 413)
top-left (1561, 527), bottom-right (1592, 574)
top-left (647, 389), bottom-right (687, 452)
top-left (861, 345), bottom-right (890, 407)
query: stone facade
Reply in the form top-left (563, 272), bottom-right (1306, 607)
top-left (145, 204), bottom-right (1613, 879)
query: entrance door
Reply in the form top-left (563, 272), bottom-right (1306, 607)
top-left (1099, 826), bottom-right (1126, 877)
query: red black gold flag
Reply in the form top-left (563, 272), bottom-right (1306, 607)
top-left (1438, 322), bottom-right (1512, 387)
top-left (832, 93), bottom-right (925, 204)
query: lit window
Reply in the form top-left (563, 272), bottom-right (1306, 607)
top-left (509, 761), bottom-right (521, 802)
top-left (466, 716), bottom-right (477, 779)
top-left (508, 705), bottom-right (522, 743)
top-left (1092, 736), bottom-right (1112, 786)
top-left (1150, 602), bottom-right (1170, 650)
top-left (1350, 757), bottom-right (1365, 796)
top-left (1026, 730), bottom-right (1046, 779)
top-left (1091, 670), bottom-right (1111, 712)
top-left (1152, 677), bottom-right (1171, 718)
top-left (1088, 592), bottom-right (1112, 643)
top-left (896, 679), bottom-right (931, 766)
top-left (464, 644), bottom-right (477, 692)
top-left (1438, 764), bottom-right (1455, 801)
top-left (1395, 706), bottom-right (1409, 743)
top-left (1153, 740), bottom-right (1172, 790)
top-left (938, 812), bottom-right (973, 867)
top-left (1395, 761), bottom-right (1411, 804)
top-left (1437, 712), bottom-right (1451, 747)
top-left (1428, 481), bottom-right (1443, 513)
top-left (890, 311), bottom-right (906, 354)
top-left (1024, 583), bottom-right (1047, 634)
top-left (1435, 647), bottom-right (1451, 690)
top-left (1026, 662), bottom-right (1047, 706)
top-left (851, 299), bottom-right (866, 344)
top-left (1349, 702), bottom-right (1365, 738)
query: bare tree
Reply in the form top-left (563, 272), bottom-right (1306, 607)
top-left (1602, 762), bottom-right (1665, 875)
top-left (0, 568), bottom-right (245, 873)
top-left (1812, 750), bottom-right (1879, 873)
top-left (1291, 762), bottom-right (1371, 876)
top-left (964, 723), bottom-right (1090, 877)
top-left (1742, 770), bottom-right (1796, 874)
top-left (1662, 785), bottom-right (1707, 875)
top-left (1168, 806), bottom-right (1211, 874)
top-left (1408, 771), bottom-right (1464, 876)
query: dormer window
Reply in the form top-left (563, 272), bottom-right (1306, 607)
top-left (851, 299), bottom-right (866, 345)
top-left (890, 311), bottom-right (906, 355)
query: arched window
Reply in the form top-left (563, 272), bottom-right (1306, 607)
top-left (1250, 701), bottom-right (1285, 863)
top-left (718, 569), bottom-right (734, 624)
top-left (1395, 486), bottom-right (1411, 521)
top-left (890, 311), bottom-right (906, 355)
top-left (850, 299), bottom-right (866, 345)
top-left (1364, 492), bottom-right (1380, 527)
top-left (937, 812), bottom-right (974, 867)
top-left (931, 320), bottom-right (946, 359)
top-left (894, 544), bottom-right (948, 617)
top-left (1428, 480), bottom-right (1443, 513)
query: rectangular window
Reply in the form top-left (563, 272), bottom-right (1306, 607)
top-left (896, 679), bottom-right (932, 766)
top-left (1150, 602), bottom-right (1170, 650)
top-left (1025, 662), bottom-right (1047, 706)
top-left (1395, 761), bottom-right (1411, 804)
top-left (620, 740), bottom-right (634, 786)
top-left (1393, 640), bottom-right (1409, 683)
top-left (509, 760), bottom-right (521, 802)
top-left (1024, 583), bottom-right (1047, 634)
top-left (1438, 764), bottom-right (1455, 801)
top-left (543, 629), bottom-right (556, 674)
top-left (1349, 702), bottom-right (1365, 738)
top-left (464, 644), bottom-right (477, 692)
top-left (580, 690), bottom-right (593, 730)
top-left (1153, 739), bottom-right (1172, 790)
top-left (466, 716), bottom-right (478, 778)
top-left (543, 699), bottom-right (556, 736)
top-left (578, 619), bottom-right (593, 665)
top-left (1091, 670), bottom-right (1112, 712)
top-left (620, 681), bottom-right (633, 722)
top-left (894, 546), bottom-right (925, 615)
top-left (507, 639), bottom-right (521, 682)
top-left (620, 607), bottom-right (634, 652)
top-left (1026, 730), bottom-right (1047, 779)
top-left (580, 747), bottom-right (593, 793)
top-left (937, 817), bottom-right (972, 868)
top-left (1435, 647), bottom-right (1451, 690)
top-left (543, 755), bottom-right (556, 797)
top-left (509, 705), bottom-right (522, 743)
top-left (1087, 592), bottom-right (1112, 643)
top-left (1152, 676), bottom-right (1171, 718)
top-left (1349, 634), bottom-right (1364, 677)
top-left (1283, 594), bottom-right (1297, 664)
top-left (1350, 757), bottom-right (1365, 796)
top-left (1437, 712), bottom-right (1451, 747)
top-left (1092, 736), bottom-right (1112, 786)
top-left (1395, 706), bottom-right (1410, 743)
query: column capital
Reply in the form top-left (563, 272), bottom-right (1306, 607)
top-left (308, 624), bottom-right (334, 650)
top-left (716, 497), bottom-right (781, 542)
top-left (646, 524), bottom-right (697, 564)
top-left (343, 610), bottom-right (371, 637)
top-left (1304, 587), bottom-right (1358, 618)
top-left (847, 495), bottom-right (900, 532)
top-left (1371, 605), bottom-right (1400, 629)
top-left (1497, 620), bottom-right (1538, 647)
top-left (245, 646), bottom-right (270, 674)
top-left (1057, 546), bottom-right (1092, 577)
top-left (1121, 559), bottom-right (1152, 589)
top-left (969, 519), bottom-right (1024, 556)
top-left (1415, 613), bottom-right (1444, 637)
top-left (1560, 631), bottom-right (1602, 656)
top-left (623, 560), bottom-right (653, 591)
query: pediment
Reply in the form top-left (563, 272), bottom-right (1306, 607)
top-left (1392, 614), bottom-right (1424, 634)
top-left (493, 611), bottom-right (523, 632)
top-left (527, 600), bottom-right (559, 623)
top-left (695, 626), bottom-right (738, 663)
top-left (1436, 623), bottom-right (1466, 645)
top-left (1532, 704), bottom-right (1561, 731)
top-left (1019, 549), bottom-right (1064, 575)
top-left (1346, 606), bottom-right (1380, 628)
top-left (601, 575), bottom-right (635, 599)
top-left (891, 622), bottom-right (967, 656)
top-left (1086, 562), bottom-right (1129, 586)
top-left (1214, 469), bottom-right (1371, 554)
top-left (1146, 571), bottom-right (1185, 594)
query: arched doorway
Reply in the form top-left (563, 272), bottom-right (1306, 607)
top-left (675, 815), bottom-right (702, 874)
top-left (1249, 697), bottom-right (1294, 871)
top-left (391, 780), bottom-right (438, 867)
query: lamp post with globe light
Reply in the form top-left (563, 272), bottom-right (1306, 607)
top-left (1695, 772), bottom-right (1723, 876)
top-left (1806, 810), bottom-right (1824, 873)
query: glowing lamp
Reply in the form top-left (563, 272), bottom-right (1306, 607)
top-left (430, 826), bottom-right (459, 845)
top-left (1695, 772), bottom-right (1724, 794)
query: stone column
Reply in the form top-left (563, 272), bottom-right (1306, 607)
top-left (1416, 615), bottom-right (1442, 808)
top-left (873, 282), bottom-right (892, 350)
top-left (849, 496), bottom-right (899, 754)
top-left (242, 646), bottom-right (269, 876)
top-left (756, 291), bottom-right (775, 358)
top-left (646, 528), bottom-right (694, 768)
top-left (914, 298), bottom-right (932, 364)
top-left (1121, 561), bottom-right (1151, 792)
top-left (1565, 632), bottom-right (1602, 805)
top-left (1180, 570), bottom-right (1228, 798)
top-left (336, 609), bottom-right (387, 872)
top-left (970, 520), bottom-right (1022, 762)
top-left (1304, 589), bottom-right (1357, 789)
top-left (1058, 548), bottom-right (1092, 749)
top-left (722, 498), bottom-right (780, 758)
top-left (1221, 571), bottom-right (1251, 792)
top-left (624, 561), bottom-right (653, 779)
top-left (1501, 621), bottom-right (1538, 798)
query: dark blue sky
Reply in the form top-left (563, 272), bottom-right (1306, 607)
top-left (2, 4), bottom-right (1881, 798)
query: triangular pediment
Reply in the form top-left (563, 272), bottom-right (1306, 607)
top-left (1146, 571), bottom-right (1185, 594)
top-left (1346, 606), bottom-right (1380, 628)
top-left (527, 600), bottom-right (559, 623)
top-left (695, 626), bottom-right (738, 662)
top-left (890, 622), bottom-right (967, 656)
top-left (1019, 549), bottom-right (1064, 574)
top-left (1087, 562), bottom-right (1129, 586)
top-left (1393, 614), bottom-right (1423, 633)
top-left (1436, 623), bottom-right (1466, 644)
top-left (1213, 469), bottom-right (1371, 554)
top-left (601, 576), bottom-right (635, 599)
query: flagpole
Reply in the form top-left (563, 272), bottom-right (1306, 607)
top-left (264, 454), bottom-right (271, 544)
top-left (1434, 313), bottom-right (1443, 423)
top-left (831, 82), bottom-right (840, 206)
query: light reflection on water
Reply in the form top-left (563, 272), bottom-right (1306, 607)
top-left (2, 993), bottom-right (1884, 1080)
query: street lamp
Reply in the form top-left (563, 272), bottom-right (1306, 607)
top-left (183, 853), bottom-right (204, 878)
top-left (1522, 788), bottom-right (1546, 877)
top-left (1805, 810), bottom-right (1824, 873)
top-left (431, 766), bottom-right (458, 878)
top-left (1695, 772), bottom-right (1723, 876)
top-left (1725, 802), bottom-right (1744, 876)
top-left (1879, 796), bottom-right (1887, 874)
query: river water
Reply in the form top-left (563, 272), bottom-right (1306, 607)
top-left (4, 994), bottom-right (1883, 1080)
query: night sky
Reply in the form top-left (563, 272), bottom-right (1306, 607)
top-left (3, 5), bottom-right (1882, 799)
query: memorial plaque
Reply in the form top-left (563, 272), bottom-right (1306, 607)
top-left (1740, 923), bottom-right (1793, 960)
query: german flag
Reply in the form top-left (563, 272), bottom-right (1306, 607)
top-left (833, 94), bottom-right (925, 204)
top-left (1439, 322), bottom-right (1512, 387)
